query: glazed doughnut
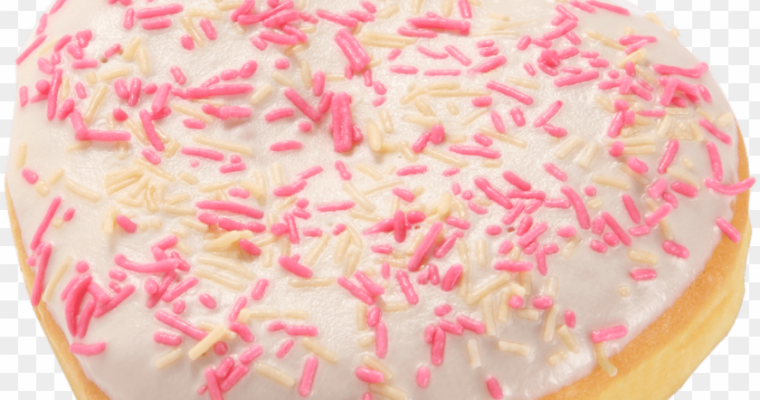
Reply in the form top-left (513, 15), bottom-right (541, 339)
top-left (8, 0), bottom-right (753, 399)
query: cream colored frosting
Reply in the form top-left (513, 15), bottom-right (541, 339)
top-left (8, 0), bottom-right (743, 399)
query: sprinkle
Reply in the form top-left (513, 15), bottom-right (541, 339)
top-left (554, 70), bottom-right (600, 87)
top-left (699, 119), bottom-right (732, 145)
top-left (70, 342), bottom-right (106, 356)
top-left (335, 28), bottom-right (371, 72)
top-left (705, 177), bottom-right (756, 196)
top-left (716, 218), bottom-right (741, 243)
top-left (486, 376), bottom-right (504, 399)
top-left (631, 269), bottom-right (657, 281)
top-left (663, 241), bottom-right (690, 259)
top-left (561, 187), bottom-right (590, 229)
top-left (469, 55), bottom-right (507, 74)
top-left (278, 255), bottom-right (313, 278)
top-left (487, 81), bottom-right (533, 105)
top-left (533, 101), bottom-right (563, 127)
top-left (591, 325), bottom-right (628, 343)
top-left (408, 16), bottom-right (470, 35)
top-left (444, 45), bottom-right (472, 66)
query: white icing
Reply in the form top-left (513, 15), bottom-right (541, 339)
top-left (8, 0), bottom-right (742, 399)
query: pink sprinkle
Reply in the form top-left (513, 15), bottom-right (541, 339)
top-left (441, 264), bottom-right (463, 292)
top-left (416, 366), bottom-right (431, 388)
top-left (435, 304), bottom-right (452, 317)
top-left (239, 345), bottom-right (264, 365)
top-left (469, 56), bottom-right (508, 74)
top-left (356, 367), bottom-right (384, 383)
top-left (375, 322), bottom-right (388, 358)
top-left (16, 34), bottom-right (47, 66)
top-left (705, 142), bottom-right (724, 181)
top-left (142, 18), bottom-right (172, 30)
top-left (334, 28), bottom-right (369, 71)
top-left (699, 119), bottom-right (732, 145)
top-left (337, 277), bottom-right (374, 305)
top-left (619, 194), bottom-right (641, 224)
top-left (627, 157), bottom-right (648, 174)
top-left (631, 268), bottom-right (657, 281)
top-left (317, 201), bottom-right (354, 212)
top-left (488, 81), bottom-right (533, 105)
top-left (418, 45), bottom-right (449, 59)
top-left (397, 270), bottom-right (418, 304)
top-left (716, 218), bottom-right (741, 243)
top-left (564, 311), bottom-right (576, 328)
top-left (671, 181), bottom-right (698, 198)
top-left (70, 342), bottom-right (106, 356)
top-left (543, 162), bottom-right (567, 181)
top-left (656, 139), bottom-right (680, 174)
top-left (21, 168), bottom-right (39, 184)
top-left (172, 300), bottom-right (186, 314)
top-left (408, 16), bottom-right (470, 35)
top-left (431, 327), bottom-right (446, 366)
top-left (443, 45), bottom-right (472, 67)
top-left (285, 324), bottom-right (318, 337)
top-left (648, 178), bottom-right (668, 200)
top-left (335, 160), bottom-right (352, 181)
top-left (473, 133), bottom-right (493, 147)
top-left (115, 215), bottom-right (137, 233)
top-left (517, 35), bottom-right (532, 50)
top-left (705, 177), bottom-right (756, 196)
top-left (590, 240), bottom-right (608, 253)
top-left (557, 226), bottom-right (576, 238)
top-left (457, 315), bottom-right (486, 334)
top-left (269, 140), bottom-right (302, 152)
top-left (274, 339), bottom-right (295, 359)
top-left (390, 65), bottom-right (418, 75)
top-left (298, 356), bottom-right (319, 397)
top-left (397, 165), bottom-right (428, 176)
top-left (699, 85), bottom-right (713, 102)
top-left (486, 376), bottom-right (504, 399)
top-left (199, 293), bottom-right (217, 309)
top-left (562, 187), bottom-right (590, 229)
top-left (472, 96), bottom-right (493, 107)
top-left (449, 145), bottom-right (500, 159)
top-left (591, 325), bottom-right (628, 343)
top-left (587, 0), bottom-right (629, 14)
top-left (494, 260), bottom-right (533, 272)
top-left (554, 70), bottom-right (600, 87)
top-left (490, 111), bottom-right (506, 133)
top-left (474, 177), bottom-right (512, 210)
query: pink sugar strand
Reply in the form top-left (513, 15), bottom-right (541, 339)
top-left (487, 81), bottom-right (533, 105)
top-left (587, 0), bottom-right (630, 15)
top-left (356, 366), bottom-right (384, 383)
top-left (533, 100), bottom-right (563, 127)
top-left (196, 200), bottom-right (263, 219)
top-left (591, 325), bottom-right (628, 343)
top-left (139, 109), bottom-right (165, 151)
top-left (431, 328), bottom-right (446, 365)
top-left (657, 139), bottom-right (679, 174)
top-left (716, 218), bottom-right (741, 243)
top-left (645, 203), bottom-right (673, 227)
top-left (706, 141), bottom-right (724, 181)
top-left (335, 28), bottom-right (370, 72)
top-left (278, 255), bottom-right (313, 278)
top-left (408, 16), bottom-right (470, 35)
top-left (468, 55), bottom-right (508, 74)
top-left (142, 18), bottom-right (172, 30)
top-left (602, 212), bottom-right (632, 246)
top-left (631, 268), bottom-right (657, 281)
top-left (444, 45), bottom-right (472, 66)
top-left (416, 366), bottom-right (430, 388)
top-left (554, 70), bottom-right (600, 87)
top-left (486, 376), bottom-right (504, 399)
top-left (699, 119), bottom-right (732, 145)
top-left (494, 260), bottom-right (533, 272)
top-left (155, 310), bottom-right (207, 341)
top-left (31, 196), bottom-right (61, 252)
top-left (181, 147), bottom-right (224, 161)
top-left (154, 332), bottom-right (183, 346)
top-left (561, 186), bottom-right (590, 229)
top-left (298, 356), bottom-right (319, 396)
top-left (70, 342), bottom-right (106, 356)
top-left (408, 222), bottom-right (443, 272)
top-left (396, 270), bottom-right (418, 304)
top-left (705, 177), bottom-right (756, 196)
top-left (30, 243), bottom-right (53, 307)
top-left (17, 34), bottom-right (47, 66)
top-left (663, 241), bottom-right (690, 259)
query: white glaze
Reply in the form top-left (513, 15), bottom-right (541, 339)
top-left (9, 0), bottom-right (742, 399)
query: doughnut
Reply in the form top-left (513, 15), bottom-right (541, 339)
top-left (8, 0), bottom-right (753, 399)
